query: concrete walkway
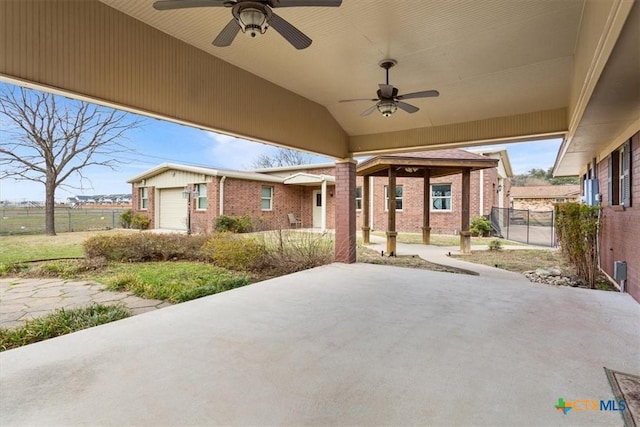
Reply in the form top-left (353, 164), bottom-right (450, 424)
top-left (0, 278), bottom-right (171, 328)
top-left (365, 234), bottom-right (539, 282)
top-left (1, 263), bottom-right (638, 426)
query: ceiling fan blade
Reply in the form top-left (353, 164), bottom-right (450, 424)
top-left (396, 90), bottom-right (440, 100)
top-left (271, 0), bottom-right (342, 7)
top-left (153, 0), bottom-right (227, 10)
top-left (339, 98), bottom-right (379, 103)
top-left (213, 18), bottom-right (241, 47)
top-left (269, 12), bottom-right (312, 49)
top-left (379, 84), bottom-right (394, 98)
top-left (396, 101), bottom-right (419, 114)
top-left (360, 104), bottom-right (378, 117)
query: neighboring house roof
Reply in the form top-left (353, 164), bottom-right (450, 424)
top-left (510, 185), bottom-right (581, 199)
top-left (465, 148), bottom-right (514, 177)
top-left (250, 163), bottom-right (335, 173)
top-left (127, 163), bottom-right (284, 184)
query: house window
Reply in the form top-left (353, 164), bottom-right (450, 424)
top-left (139, 187), bottom-right (148, 210)
top-left (261, 186), bottom-right (273, 211)
top-left (195, 183), bottom-right (207, 210)
top-left (609, 140), bottom-right (632, 207)
top-left (555, 198), bottom-right (566, 203)
top-left (384, 185), bottom-right (403, 211)
top-left (355, 186), bottom-right (362, 210)
top-left (432, 184), bottom-right (452, 211)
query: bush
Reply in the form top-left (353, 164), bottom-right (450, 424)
top-left (554, 202), bottom-right (601, 288)
top-left (131, 213), bottom-right (150, 230)
top-left (120, 209), bottom-right (133, 229)
top-left (0, 262), bottom-right (29, 277)
top-left (215, 215), bottom-right (253, 233)
top-left (470, 216), bottom-right (492, 237)
top-left (83, 233), bottom-right (209, 262)
top-left (488, 239), bottom-right (503, 251)
top-left (259, 230), bottom-right (334, 275)
top-left (201, 233), bottom-right (266, 271)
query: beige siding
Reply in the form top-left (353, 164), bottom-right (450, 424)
top-left (142, 170), bottom-right (213, 188)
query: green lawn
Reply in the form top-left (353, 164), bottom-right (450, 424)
top-left (0, 230), bottom-right (135, 263)
top-left (92, 261), bottom-right (250, 303)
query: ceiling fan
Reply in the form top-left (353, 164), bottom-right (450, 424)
top-left (339, 59), bottom-right (440, 117)
top-left (152, 0), bottom-right (342, 49)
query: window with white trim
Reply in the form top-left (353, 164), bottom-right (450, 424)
top-left (384, 185), bottom-right (403, 211)
top-left (195, 183), bottom-right (207, 210)
top-left (139, 187), bottom-right (148, 210)
top-left (355, 186), bottom-right (362, 210)
top-left (261, 186), bottom-right (273, 211)
top-left (431, 184), bottom-right (452, 211)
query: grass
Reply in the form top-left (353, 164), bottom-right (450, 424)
top-left (0, 304), bottom-right (131, 351)
top-left (371, 231), bottom-right (521, 247)
top-left (452, 249), bottom-right (566, 272)
top-left (91, 261), bottom-right (250, 303)
top-left (0, 206), bottom-right (128, 236)
top-left (0, 230), bottom-right (136, 263)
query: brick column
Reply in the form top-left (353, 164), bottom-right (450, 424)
top-left (335, 159), bottom-right (357, 263)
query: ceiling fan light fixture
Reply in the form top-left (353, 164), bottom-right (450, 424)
top-left (238, 7), bottom-right (268, 38)
top-left (377, 100), bottom-right (397, 117)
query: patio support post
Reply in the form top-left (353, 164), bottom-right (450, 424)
top-left (460, 168), bottom-right (471, 254)
top-left (321, 178), bottom-right (327, 232)
top-left (422, 168), bottom-right (431, 244)
top-left (362, 174), bottom-right (370, 244)
top-left (334, 159), bottom-right (357, 263)
top-left (387, 167), bottom-right (397, 256)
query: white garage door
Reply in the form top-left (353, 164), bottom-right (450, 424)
top-left (159, 188), bottom-right (188, 230)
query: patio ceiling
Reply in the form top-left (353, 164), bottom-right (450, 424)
top-left (0, 0), bottom-right (636, 168)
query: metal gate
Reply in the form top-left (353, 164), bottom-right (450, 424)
top-left (490, 207), bottom-right (555, 247)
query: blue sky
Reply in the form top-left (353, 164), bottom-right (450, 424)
top-left (0, 82), bottom-right (562, 202)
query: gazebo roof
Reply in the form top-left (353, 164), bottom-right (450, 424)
top-left (357, 149), bottom-right (499, 178)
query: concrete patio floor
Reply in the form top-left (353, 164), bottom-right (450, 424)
top-left (1, 263), bottom-right (638, 426)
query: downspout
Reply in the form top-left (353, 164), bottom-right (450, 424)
top-left (321, 176), bottom-right (327, 232)
top-left (219, 176), bottom-right (226, 215)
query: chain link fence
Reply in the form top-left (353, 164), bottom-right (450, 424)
top-left (490, 207), bottom-right (555, 247)
top-left (0, 207), bottom-right (129, 236)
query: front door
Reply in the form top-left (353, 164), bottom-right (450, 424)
top-left (312, 190), bottom-right (322, 228)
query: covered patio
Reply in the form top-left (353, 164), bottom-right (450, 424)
top-left (357, 151), bottom-right (498, 255)
top-left (2, 0), bottom-right (637, 262)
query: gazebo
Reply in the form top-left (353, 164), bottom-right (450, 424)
top-left (357, 151), bottom-right (498, 255)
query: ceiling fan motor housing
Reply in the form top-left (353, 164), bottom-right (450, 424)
top-left (234, 2), bottom-right (270, 38)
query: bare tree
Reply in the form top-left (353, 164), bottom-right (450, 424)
top-left (252, 147), bottom-right (312, 168)
top-left (0, 86), bottom-right (142, 235)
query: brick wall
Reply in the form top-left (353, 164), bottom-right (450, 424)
top-left (355, 169), bottom-right (501, 234)
top-left (598, 132), bottom-right (639, 303)
top-left (191, 181), bottom-right (219, 234)
top-left (131, 183), bottom-right (155, 228)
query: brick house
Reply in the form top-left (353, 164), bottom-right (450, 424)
top-left (128, 149), bottom-right (510, 237)
top-left (510, 185), bottom-right (581, 211)
top-left (564, 132), bottom-right (638, 303)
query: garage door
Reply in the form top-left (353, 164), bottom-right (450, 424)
top-left (159, 188), bottom-right (188, 230)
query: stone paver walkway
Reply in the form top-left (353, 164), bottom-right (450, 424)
top-left (0, 278), bottom-right (171, 328)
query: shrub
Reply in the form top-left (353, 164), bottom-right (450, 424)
top-left (470, 216), bottom-right (492, 237)
top-left (0, 304), bottom-right (130, 351)
top-left (120, 209), bottom-right (133, 229)
top-left (259, 230), bottom-right (334, 275)
top-left (554, 202), bottom-right (601, 288)
top-left (215, 215), bottom-right (253, 233)
top-left (83, 233), bottom-right (209, 262)
top-left (488, 239), bottom-right (503, 251)
top-left (0, 262), bottom-right (29, 277)
top-left (201, 233), bottom-right (266, 271)
top-left (131, 213), bottom-right (150, 230)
